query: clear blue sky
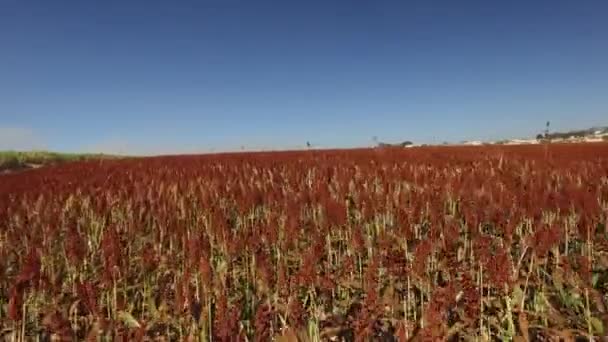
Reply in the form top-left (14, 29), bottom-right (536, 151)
top-left (1, 0), bottom-right (607, 154)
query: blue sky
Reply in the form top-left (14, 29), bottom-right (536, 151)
top-left (1, 0), bottom-right (607, 154)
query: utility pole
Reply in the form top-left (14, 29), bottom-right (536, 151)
top-left (543, 121), bottom-right (551, 160)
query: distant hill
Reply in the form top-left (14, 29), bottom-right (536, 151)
top-left (490, 125), bottom-right (608, 145)
top-left (393, 125), bottom-right (608, 147)
top-left (543, 126), bottom-right (608, 140)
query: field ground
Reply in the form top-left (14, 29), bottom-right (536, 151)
top-left (1, 143), bottom-right (608, 341)
top-left (0, 151), bottom-right (117, 174)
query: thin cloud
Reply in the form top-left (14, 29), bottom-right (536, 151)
top-left (83, 136), bottom-right (313, 156)
top-left (83, 137), bottom-right (211, 156)
top-left (0, 126), bottom-right (47, 151)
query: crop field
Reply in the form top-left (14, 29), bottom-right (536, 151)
top-left (1, 144), bottom-right (608, 341)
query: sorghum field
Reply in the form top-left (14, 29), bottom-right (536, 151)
top-left (1, 144), bottom-right (608, 341)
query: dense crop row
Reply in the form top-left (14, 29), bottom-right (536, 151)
top-left (1, 144), bottom-right (608, 341)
